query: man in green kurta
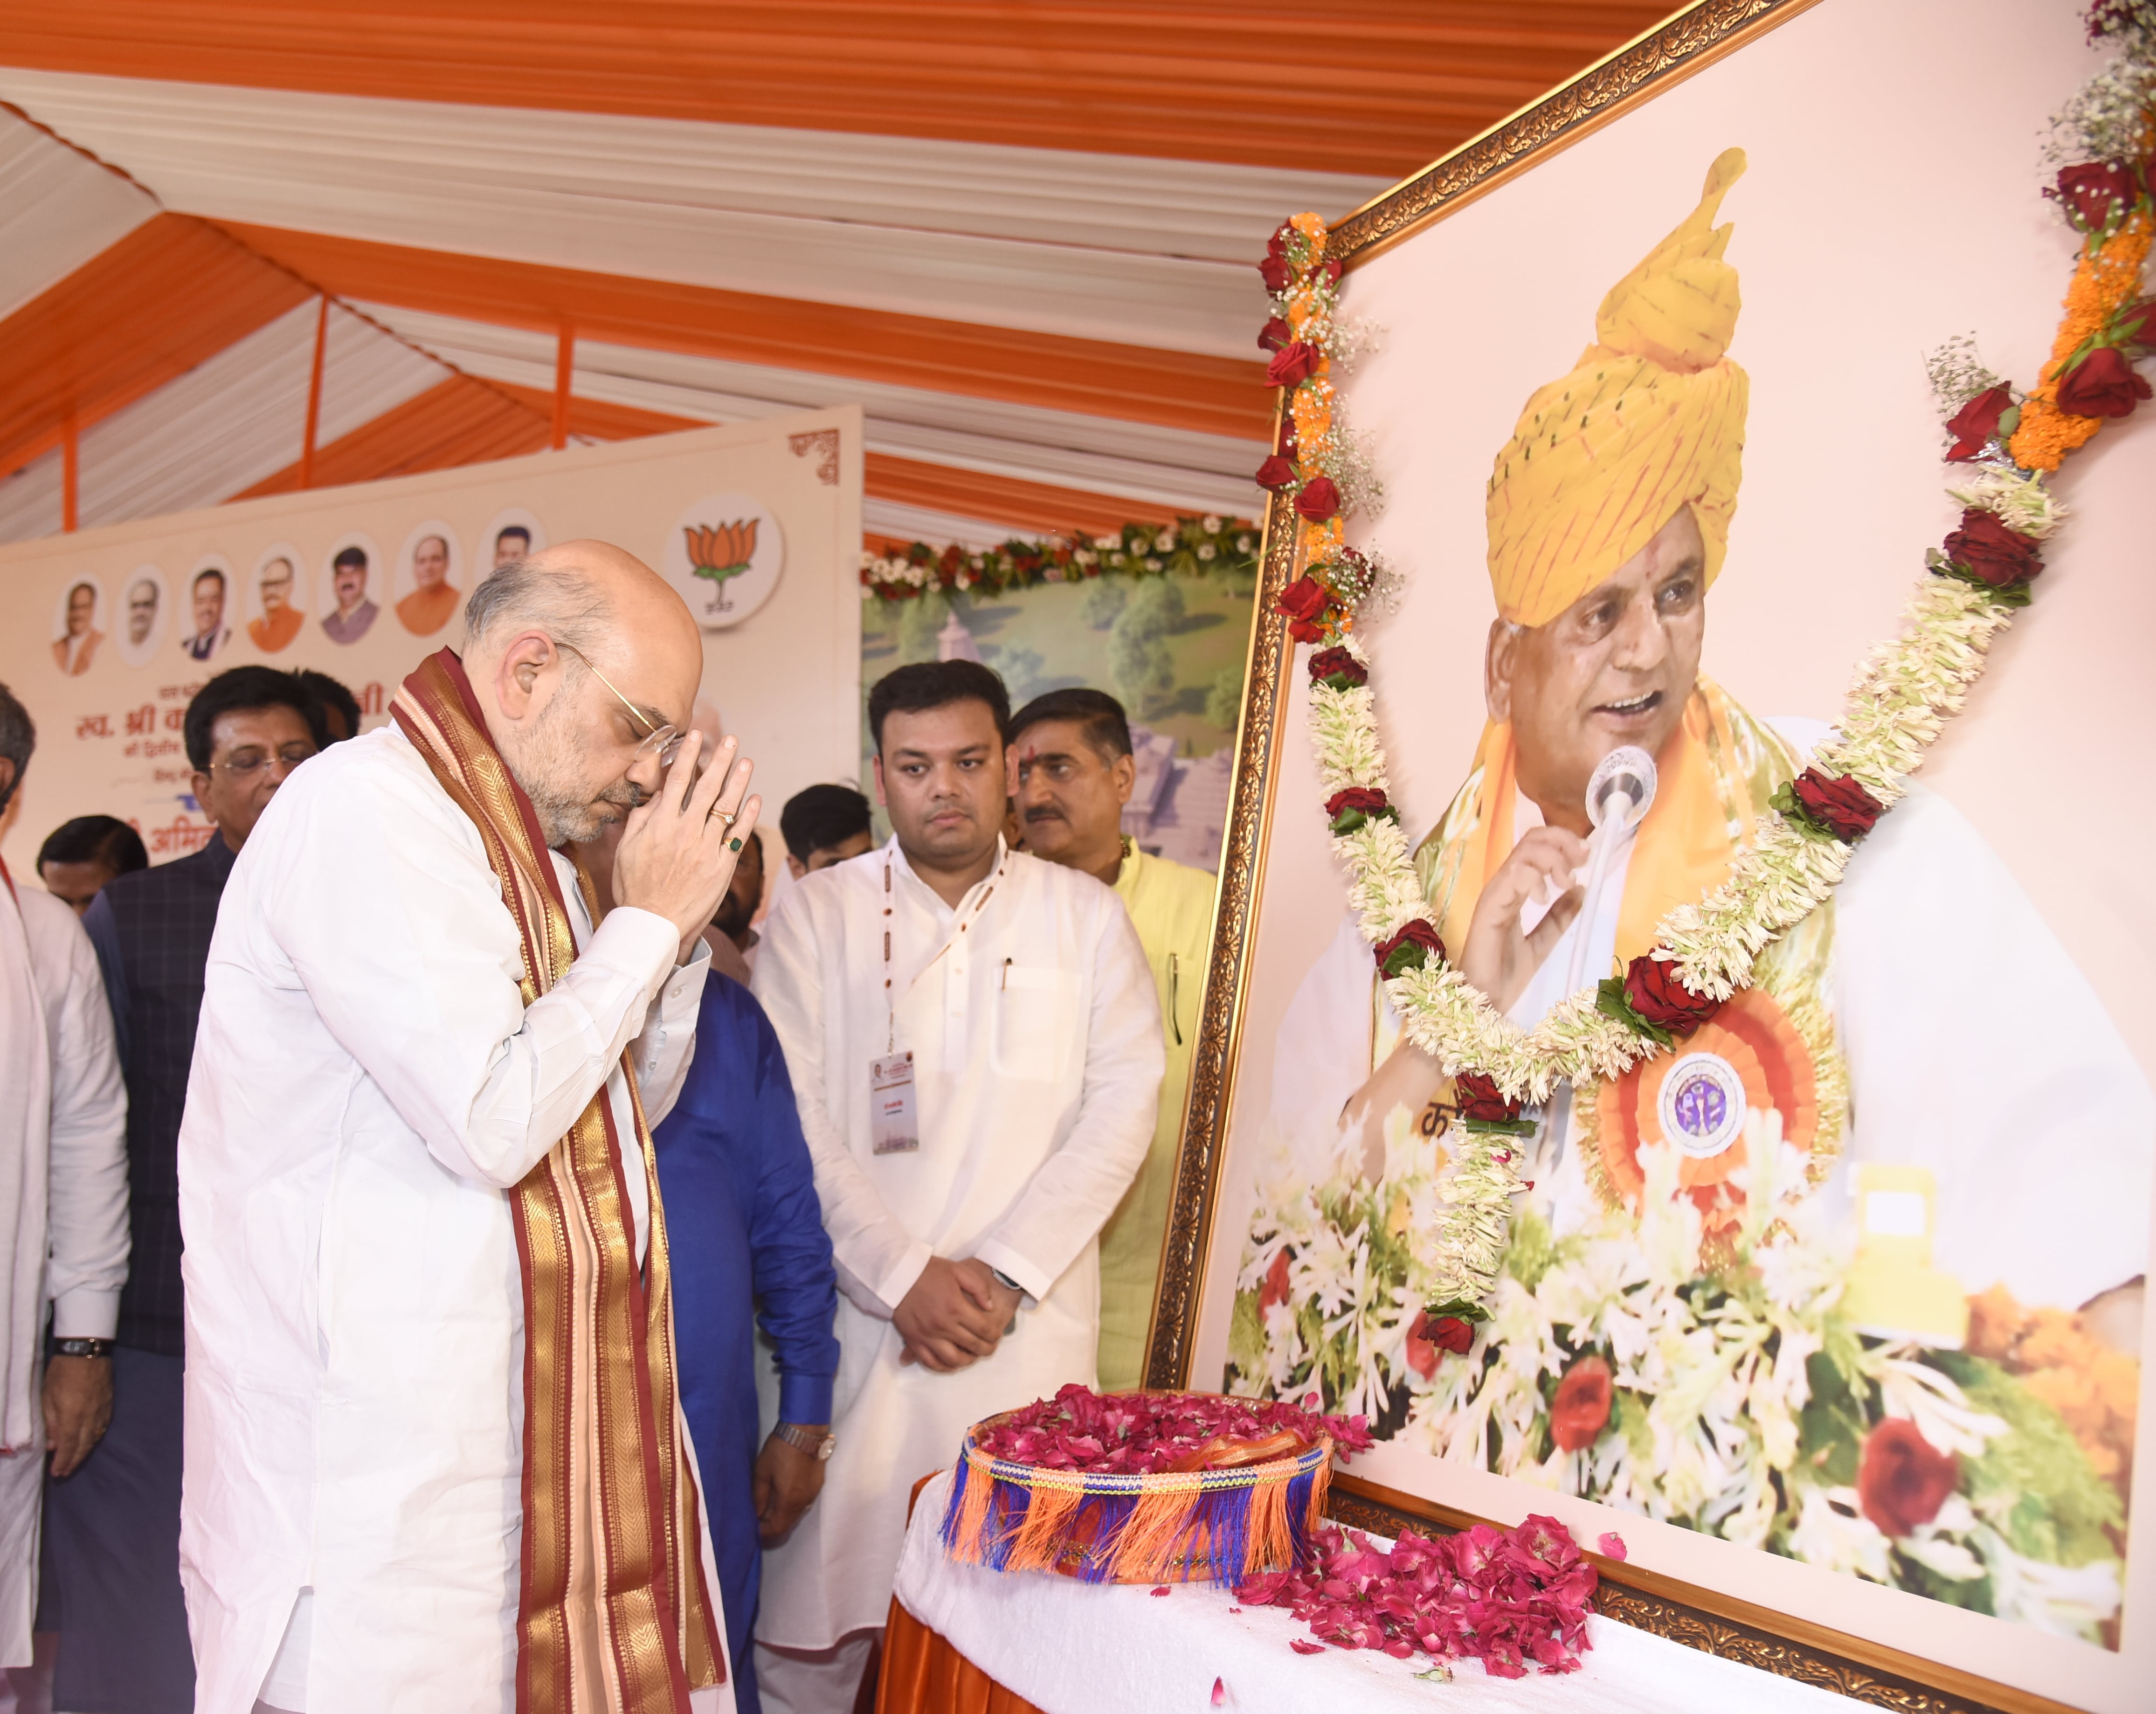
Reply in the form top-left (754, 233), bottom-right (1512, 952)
top-left (1010, 689), bottom-right (1215, 1389)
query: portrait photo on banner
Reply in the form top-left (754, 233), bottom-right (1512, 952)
top-left (1175, 2), bottom-right (2156, 1709)
top-left (178, 554), bottom-right (235, 664)
top-left (318, 531), bottom-right (383, 647)
top-left (113, 564), bottom-right (167, 669)
top-left (48, 575), bottom-right (105, 678)
top-left (244, 542), bottom-right (310, 654)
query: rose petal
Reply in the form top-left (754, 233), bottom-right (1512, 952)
top-left (1597, 1533), bottom-right (1628, 1562)
top-left (1151, 1585), bottom-right (1171, 1597)
top-left (1289, 1639), bottom-right (1327, 1655)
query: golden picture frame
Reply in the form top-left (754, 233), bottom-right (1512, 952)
top-left (1140, 3), bottom-right (2154, 1711)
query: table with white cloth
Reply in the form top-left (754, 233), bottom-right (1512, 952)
top-left (885, 1470), bottom-right (1873, 1714)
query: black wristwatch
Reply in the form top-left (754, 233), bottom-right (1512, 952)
top-left (48, 1336), bottom-right (114, 1360)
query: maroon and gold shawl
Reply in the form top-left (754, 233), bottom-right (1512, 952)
top-left (393, 649), bottom-right (723, 1713)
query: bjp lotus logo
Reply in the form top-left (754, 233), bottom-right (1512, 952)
top-left (684, 520), bottom-right (759, 612)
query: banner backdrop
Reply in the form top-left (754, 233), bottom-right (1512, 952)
top-left (0, 410), bottom-right (863, 876)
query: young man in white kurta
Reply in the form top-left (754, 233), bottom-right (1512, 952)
top-left (177, 546), bottom-right (759, 1714)
top-left (752, 663), bottom-right (1162, 1707)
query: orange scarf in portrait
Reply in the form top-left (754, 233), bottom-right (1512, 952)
top-left (393, 648), bottom-right (723, 1714)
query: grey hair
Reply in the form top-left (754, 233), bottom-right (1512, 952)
top-left (0, 681), bottom-right (34, 813)
top-left (461, 557), bottom-right (614, 657)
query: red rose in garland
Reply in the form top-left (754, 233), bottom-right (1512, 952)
top-left (1295, 477), bottom-right (1341, 522)
top-left (1451, 1071), bottom-right (1519, 1124)
top-left (1266, 341), bottom-right (1322, 387)
top-left (1403, 1310), bottom-right (1474, 1378)
top-left (2113, 298), bottom-right (2156, 349)
top-left (1549, 1357), bottom-right (1613, 1452)
top-left (1276, 576), bottom-right (1329, 627)
top-left (1941, 507), bottom-right (2044, 586)
top-left (1258, 316), bottom-right (1292, 353)
top-left (1307, 646), bottom-right (1366, 688)
top-left (2055, 344), bottom-right (2154, 418)
top-left (1857, 1419), bottom-right (1959, 1536)
top-left (1621, 954), bottom-right (1720, 1036)
top-left (1255, 453), bottom-right (1298, 490)
top-left (2051, 159), bottom-right (2141, 230)
top-left (1258, 253), bottom-right (1291, 293)
top-left (1373, 919), bottom-right (1444, 977)
top-left (1325, 787), bottom-right (1395, 835)
top-left (1789, 767), bottom-right (1883, 840)
top-left (1942, 385), bottom-right (2015, 460)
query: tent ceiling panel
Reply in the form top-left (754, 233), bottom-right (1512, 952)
top-left (0, 2), bottom-right (1679, 177)
top-left (213, 221), bottom-right (1273, 439)
top-left (0, 212), bottom-right (311, 475)
top-left (0, 71), bottom-right (1281, 357)
top-left (235, 372), bottom-right (559, 499)
top-left (351, 304), bottom-right (1265, 517)
top-left (0, 104), bottom-right (156, 322)
top-left (0, 297), bottom-right (446, 543)
top-left (0, 69), bottom-right (1387, 265)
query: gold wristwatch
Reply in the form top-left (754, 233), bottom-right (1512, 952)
top-left (774, 1421), bottom-right (836, 1461)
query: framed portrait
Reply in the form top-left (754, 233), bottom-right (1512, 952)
top-left (244, 543), bottom-right (309, 655)
top-left (1149, 3), bottom-right (2156, 1712)
top-left (113, 563), bottom-right (168, 669)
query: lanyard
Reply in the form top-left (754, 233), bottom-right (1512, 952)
top-left (882, 844), bottom-right (1009, 1054)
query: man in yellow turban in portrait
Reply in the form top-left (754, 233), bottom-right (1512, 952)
top-left (1254, 151), bottom-right (2149, 1402)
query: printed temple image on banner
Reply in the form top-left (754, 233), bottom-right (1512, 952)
top-left (1224, 151), bottom-right (2152, 1646)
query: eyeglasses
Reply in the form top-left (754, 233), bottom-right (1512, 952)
top-left (212, 745), bottom-right (316, 779)
top-left (556, 641), bottom-right (684, 767)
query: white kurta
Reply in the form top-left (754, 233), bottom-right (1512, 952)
top-left (1275, 767), bottom-right (2155, 1313)
top-left (0, 877), bottom-right (128, 1666)
top-left (751, 838), bottom-right (1164, 1648)
top-left (177, 725), bottom-right (724, 1714)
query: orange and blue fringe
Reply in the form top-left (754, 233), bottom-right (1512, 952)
top-left (940, 1439), bottom-right (1330, 1586)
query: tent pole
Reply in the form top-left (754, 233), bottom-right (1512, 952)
top-left (61, 415), bottom-right (78, 533)
top-left (552, 325), bottom-right (574, 450)
top-left (299, 294), bottom-right (329, 489)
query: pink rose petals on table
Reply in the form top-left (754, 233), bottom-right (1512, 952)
top-left (969, 1383), bottom-right (1372, 1474)
top-left (1598, 1532), bottom-right (1629, 1562)
top-left (1237, 1512), bottom-right (1598, 1678)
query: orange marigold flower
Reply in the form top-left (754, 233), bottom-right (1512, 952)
top-left (2009, 208), bottom-right (2155, 472)
top-left (2017, 1307), bottom-right (2094, 1372)
top-left (2093, 1351), bottom-right (2140, 1422)
top-left (1964, 1283), bottom-right (2028, 1361)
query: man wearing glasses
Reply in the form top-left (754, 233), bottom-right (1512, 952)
top-left (177, 544), bottom-right (755, 1711)
top-left (61, 667), bottom-right (320, 1714)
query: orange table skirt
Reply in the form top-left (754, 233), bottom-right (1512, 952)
top-left (874, 1592), bottom-right (1045, 1714)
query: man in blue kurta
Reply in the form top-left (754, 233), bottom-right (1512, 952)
top-left (653, 972), bottom-right (841, 1714)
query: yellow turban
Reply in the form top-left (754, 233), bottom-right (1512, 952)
top-left (1485, 148), bottom-right (1749, 629)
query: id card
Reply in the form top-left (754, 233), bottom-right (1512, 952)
top-left (870, 1052), bottom-right (919, 1155)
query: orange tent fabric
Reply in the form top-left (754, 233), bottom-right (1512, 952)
top-left (0, 1), bottom-right (1676, 176)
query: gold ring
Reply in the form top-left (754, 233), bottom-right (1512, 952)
top-left (710, 806), bottom-right (736, 828)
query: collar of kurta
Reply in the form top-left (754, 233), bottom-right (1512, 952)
top-left (392, 647), bottom-right (725, 1711)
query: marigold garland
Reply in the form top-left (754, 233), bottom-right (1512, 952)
top-left (1266, 6), bottom-right (2155, 1322)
